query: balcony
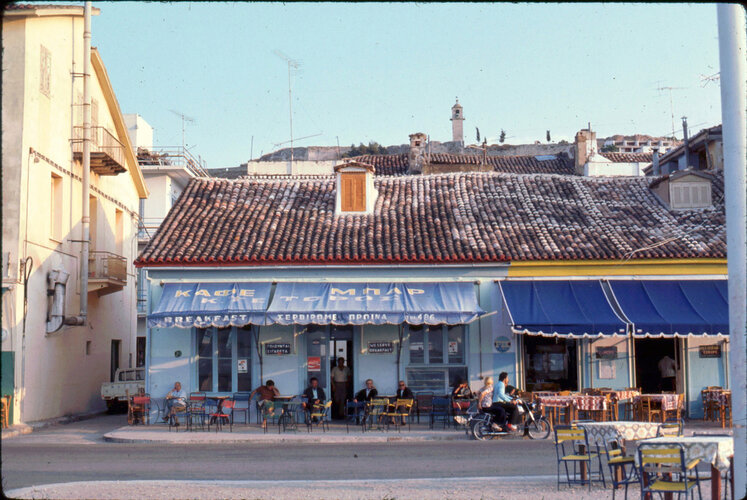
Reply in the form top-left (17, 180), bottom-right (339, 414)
top-left (73, 126), bottom-right (127, 175)
top-left (88, 251), bottom-right (127, 296)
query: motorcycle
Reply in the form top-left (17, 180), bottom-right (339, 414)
top-left (457, 397), bottom-right (551, 440)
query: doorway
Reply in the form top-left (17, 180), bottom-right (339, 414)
top-left (634, 338), bottom-right (677, 393)
top-left (329, 326), bottom-right (354, 419)
top-left (110, 339), bottom-right (121, 382)
top-left (523, 336), bottom-right (578, 392)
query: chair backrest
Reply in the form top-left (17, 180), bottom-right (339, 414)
top-left (221, 399), bottom-right (235, 410)
top-left (416, 394), bottom-right (433, 410)
top-left (657, 419), bottom-right (683, 437)
top-left (706, 386), bottom-right (723, 390)
top-left (189, 392), bottom-right (206, 401)
top-left (233, 392), bottom-right (251, 402)
top-left (638, 444), bottom-right (686, 472)
top-left (558, 390), bottom-right (571, 396)
top-left (395, 399), bottom-right (414, 414)
top-left (132, 396), bottom-right (150, 405)
top-left (603, 439), bottom-right (625, 459)
top-left (432, 397), bottom-right (450, 412)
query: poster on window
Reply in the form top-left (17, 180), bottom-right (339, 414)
top-left (598, 359), bottom-right (616, 379)
top-left (307, 356), bottom-right (321, 371)
top-left (237, 358), bottom-right (248, 373)
top-left (448, 341), bottom-right (458, 354)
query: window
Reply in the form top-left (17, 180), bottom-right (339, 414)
top-left (195, 327), bottom-right (253, 393)
top-left (50, 173), bottom-right (63, 240)
top-left (340, 172), bottom-right (366, 212)
top-left (40, 45), bottom-right (51, 97)
top-left (407, 324), bottom-right (467, 393)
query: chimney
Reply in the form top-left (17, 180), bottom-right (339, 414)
top-left (681, 117), bottom-right (690, 170)
top-left (574, 127), bottom-right (596, 175)
top-left (652, 150), bottom-right (660, 175)
top-left (408, 132), bottom-right (428, 174)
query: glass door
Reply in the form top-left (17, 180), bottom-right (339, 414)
top-left (305, 325), bottom-right (328, 396)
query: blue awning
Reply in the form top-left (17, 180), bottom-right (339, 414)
top-left (148, 282), bottom-right (272, 329)
top-left (266, 282), bottom-right (485, 325)
top-left (498, 280), bottom-right (628, 337)
top-left (608, 280), bottom-right (729, 337)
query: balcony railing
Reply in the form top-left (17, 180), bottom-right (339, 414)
top-left (138, 217), bottom-right (165, 241)
top-left (137, 283), bottom-right (148, 316)
top-left (137, 146), bottom-right (209, 178)
top-left (89, 251), bottom-right (127, 283)
top-left (72, 126), bottom-right (127, 175)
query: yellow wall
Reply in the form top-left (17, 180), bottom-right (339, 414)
top-left (508, 259), bottom-right (727, 277)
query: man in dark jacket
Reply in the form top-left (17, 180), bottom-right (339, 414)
top-left (302, 377), bottom-right (326, 410)
top-left (354, 379), bottom-right (378, 402)
top-left (396, 380), bottom-right (414, 400)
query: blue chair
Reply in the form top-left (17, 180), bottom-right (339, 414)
top-left (344, 400), bottom-right (366, 433)
top-left (430, 397), bottom-right (451, 429)
top-left (232, 392), bottom-right (251, 425)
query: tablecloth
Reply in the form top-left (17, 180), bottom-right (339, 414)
top-left (577, 421), bottom-right (661, 446)
top-left (637, 436), bottom-right (734, 472)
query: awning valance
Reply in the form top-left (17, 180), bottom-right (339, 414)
top-left (499, 280), bottom-right (628, 338)
top-left (609, 280), bottom-right (728, 337)
top-left (148, 282), bottom-right (271, 329)
top-left (265, 282), bottom-right (484, 326)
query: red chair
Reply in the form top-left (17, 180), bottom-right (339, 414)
top-left (208, 399), bottom-right (234, 432)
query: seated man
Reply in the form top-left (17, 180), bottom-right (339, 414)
top-left (353, 379), bottom-right (378, 403)
top-left (164, 381), bottom-right (187, 425)
top-left (492, 372), bottom-right (519, 431)
top-left (452, 379), bottom-right (473, 412)
top-left (302, 377), bottom-right (326, 421)
top-left (394, 380), bottom-right (414, 425)
top-left (250, 379), bottom-right (280, 429)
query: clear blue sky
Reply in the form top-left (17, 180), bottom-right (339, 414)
top-left (85, 2), bottom-right (723, 168)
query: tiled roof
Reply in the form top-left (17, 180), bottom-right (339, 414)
top-left (208, 166), bottom-right (247, 179)
top-left (600, 152), bottom-right (653, 163)
top-left (137, 172), bottom-right (725, 266)
top-left (349, 153), bottom-right (574, 176)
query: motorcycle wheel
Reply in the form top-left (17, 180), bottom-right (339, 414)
top-left (471, 421), bottom-right (492, 441)
top-left (526, 417), bottom-right (551, 440)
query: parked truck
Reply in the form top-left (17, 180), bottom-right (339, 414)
top-left (101, 368), bottom-right (145, 411)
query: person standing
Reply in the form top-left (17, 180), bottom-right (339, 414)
top-left (658, 355), bottom-right (677, 392)
top-left (330, 357), bottom-right (351, 419)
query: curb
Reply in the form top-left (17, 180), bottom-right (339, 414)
top-left (1, 424), bottom-right (33, 439)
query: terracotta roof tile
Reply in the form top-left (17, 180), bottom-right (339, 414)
top-left (137, 172), bottom-right (725, 266)
top-left (600, 152), bottom-right (654, 163)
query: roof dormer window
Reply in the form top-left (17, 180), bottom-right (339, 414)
top-left (649, 170), bottom-right (714, 210)
top-left (334, 161), bottom-right (377, 215)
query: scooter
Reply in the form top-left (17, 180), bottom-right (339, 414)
top-left (460, 398), bottom-right (551, 440)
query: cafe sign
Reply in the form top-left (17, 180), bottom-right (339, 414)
top-left (368, 342), bottom-right (393, 354)
top-left (595, 346), bottom-right (618, 360)
top-left (265, 343), bottom-right (291, 355)
top-left (699, 344), bottom-right (721, 358)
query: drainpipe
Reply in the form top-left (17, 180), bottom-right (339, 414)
top-left (717, 4), bottom-right (746, 498)
top-left (681, 117), bottom-right (690, 170)
top-left (70, 1), bottom-right (92, 326)
top-left (652, 150), bottom-right (660, 176)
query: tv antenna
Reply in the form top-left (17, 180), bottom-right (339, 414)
top-left (169, 109), bottom-right (195, 150)
top-left (273, 50), bottom-right (300, 164)
top-left (700, 71), bottom-right (720, 87)
top-left (655, 84), bottom-right (686, 139)
top-left (272, 132), bottom-right (323, 149)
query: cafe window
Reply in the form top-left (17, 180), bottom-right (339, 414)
top-left (407, 324), bottom-right (467, 393)
top-left (195, 327), bottom-right (253, 393)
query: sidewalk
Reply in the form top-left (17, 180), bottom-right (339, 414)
top-left (104, 420), bottom-right (478, 443)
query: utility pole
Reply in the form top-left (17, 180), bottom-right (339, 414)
top-left (717, 4), bottom-right (746, 499)
top-left (274, 50), bottom-right (300, 165)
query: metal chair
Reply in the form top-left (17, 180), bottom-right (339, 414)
top-left (657, 419), bottom-right (684, 437)
top-left (306, 401), bottom-right (332, 432)
top-left (415, 393), bottom-right (433, 424)
top-left (186, 393), bottom-right (207, 431)
top-left (553, 425), bottom-right (604, 491)
top-left (127, 391), bottom-right (150, 425)
top-left (364, 398), bottom-right (389, 431)
top-left (638, 443), bottom-right (702, 500)
top-left (231, 392), bottom-right (251, 425)
top-left (430, 397), bottom-right (451, 429)
top-left (601, 439), bottom-right (637, 500)
top-left (259, 400), bottom-right (280, 433)
top-left (639, 396), bottom-right (663, 422)
top-left (208, 398), bottom-right (234, 432)
top-left (344, 400), bottom-right (366, 433)
top-left (383, 398), bottom-right (414, 432)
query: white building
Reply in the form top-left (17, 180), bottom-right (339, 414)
top-left (1, 4), bottom-right (148, 424)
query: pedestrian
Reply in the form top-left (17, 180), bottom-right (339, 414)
top-left (330, 357), bottom-right (350, 419)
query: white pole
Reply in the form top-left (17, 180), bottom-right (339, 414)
top-left (79, 0), bottom-right (92, 323)
top-left (717, 4), bottom-right (746, 498)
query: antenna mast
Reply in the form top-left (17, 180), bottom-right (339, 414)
top-left (656, 84), bottom-right (685, 139)
top-left (274, 50), bottom-right (300, 164)
top-left (169, 109), bottom-right (195, 150)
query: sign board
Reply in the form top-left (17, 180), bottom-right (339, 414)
top-left (265, 343), bottom-right (291, 355)
top-left (699, 344), bottom-right (721, 358)
top-left (493, 336), bottom-right (511, 353)
top-left (598, 359), bottom-right (616, 379)
top-left (237, 358), bottom-right (248, 373)
top-left (595, 346), bottom-right (618, 360)
top-left (307, 356), bottom-right (321, 371)
top-left (368, 342), bottom-right (393, 354)
top-left (448, 341), bottom-right (458, 354)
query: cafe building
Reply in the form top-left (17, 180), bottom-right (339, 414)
top-left (137, 162), bottom-right (729, 420)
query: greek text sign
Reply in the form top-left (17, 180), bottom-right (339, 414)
top-left (368, 342), bottom-right (393, 354)
top-left (265, 343), bottom-right (291, 355)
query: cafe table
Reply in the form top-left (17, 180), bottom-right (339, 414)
top-left (205, 395), bottom-right (230, 431)
top-left (637, 435), bottom-right (734, 500)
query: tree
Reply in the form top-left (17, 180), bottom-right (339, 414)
top-left (546, 130), bottom-right (551, 143)
top-left (600, 144), bottom-right (619, 153)
top-left (499, 130), bottom-right (506, 143)
top-left (475, 127), bottom-right (480, 144)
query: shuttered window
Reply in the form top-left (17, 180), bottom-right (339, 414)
top-left (341, 172), bottom-right (366, 212)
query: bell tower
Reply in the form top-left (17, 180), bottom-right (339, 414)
top-left (451, 98), bottom-right (464, 144)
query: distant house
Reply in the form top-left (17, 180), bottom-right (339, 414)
top-left (644, 125), bottom-right (723, 176)
top-left (2, 4), bottom-right (148, 425)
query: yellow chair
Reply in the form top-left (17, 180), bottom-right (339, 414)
top-left (601, 440), bottom-right (637, 500)
top-left (306, 400), bottom-right (332, 432)
top-left (657, 419), bottom-right (684, 437)
top-left (382, 398), bottom-right (414, 432)
top-left (637, 444), bottom-right (702, 500)
top-left (553, 425), bottom-right (605, 491)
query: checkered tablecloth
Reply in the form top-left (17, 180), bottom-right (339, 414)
top-left (637, 436), bottom-right (734, 472)
top-left (603, 390), bottom-right (640, 401)
top-left (537, 395), bottom-right (607, 411)
top-left (578, 421), bottom-right (661, 447)
top-left (536, 395), bottom-right (575, 408)
top-left (703, 390), bottom-right (731, 405)
top-left (634, 394), bottom-right (679, 411)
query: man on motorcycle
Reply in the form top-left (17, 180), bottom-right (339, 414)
top-left (476, 376), bottom-right (507, 431)
top-left (492, 372), bottom-right (519, 431)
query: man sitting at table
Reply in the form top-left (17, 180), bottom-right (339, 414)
top-left (353, 379), bottom-right (378, 403)
top-left (164, 381), bottom-right (187, 425)
top-left (302, 377), bottom-right (326, 421)
top-left (250, 379), bottom-right (280, 429)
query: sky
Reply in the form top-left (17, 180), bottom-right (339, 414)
top-left (84, 2), bottom-right (724, 168)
